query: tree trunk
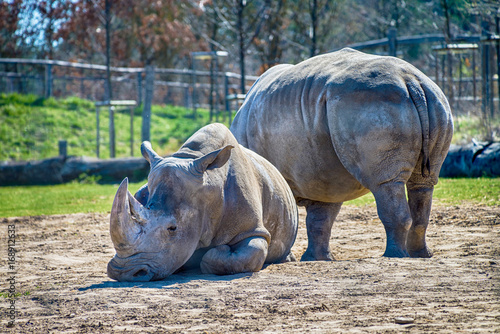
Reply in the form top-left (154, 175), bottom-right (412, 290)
top-left (237, 0), bottom-right (246, 94)
top-left (105, 0), bottom-right (112, 101)
top-left (310, 0), bottom-right (318, 57)
top-left (142, 65), bottom-right (155, 142)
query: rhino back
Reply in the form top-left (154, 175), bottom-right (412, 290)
top-left (231, 48), bottom-right (452, 201)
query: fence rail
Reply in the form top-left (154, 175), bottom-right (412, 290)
top-left (0, 58), bottom-right (258, 115)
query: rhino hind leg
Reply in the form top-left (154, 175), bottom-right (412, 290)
top-left (301, 201), bottom-right (342, 261)
top-left (200, 237), bottom-right (268, 275)
top-left (372, 182), bottom-right (412, 258)
top-left (406, 175), bottom-right (435, 258)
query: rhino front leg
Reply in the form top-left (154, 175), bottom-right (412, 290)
top-left (200, 237), bottom-right (268, 275)
top-left (301, 201), bottom-right (342, 261)
top-left (406, 177), bottom-right (435, 258)
top-left (372, 182), bottom-right (411, 257)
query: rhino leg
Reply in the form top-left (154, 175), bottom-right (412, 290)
top-left (200, 237), bottom-right (268, 275)
top-left (372, 182), bottom-right (411, 257)
top-left (301, 201), bottom-right (342, 261)
top-left (406, 176), bottom-right (435, 258)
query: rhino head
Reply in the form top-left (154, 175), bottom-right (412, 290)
top-left (107, 141), bottom-right (233, 282)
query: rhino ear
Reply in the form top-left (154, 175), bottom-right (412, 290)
top-left (192, 145), bottom-right (234, 175)
top-left (141, 141), bottom-right (162, 167)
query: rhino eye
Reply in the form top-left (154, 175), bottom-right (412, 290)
top-left (167, 226), bottom-right (177, 232)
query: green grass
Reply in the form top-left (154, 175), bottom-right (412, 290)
top-left (0, 93), bottom-right (212, 160)
top-left (346, 177), bottom-right (500, 207)
top-left (0, 178), bottom-right (498, 218)
top-left (0, 180), bottom-right (146, 217)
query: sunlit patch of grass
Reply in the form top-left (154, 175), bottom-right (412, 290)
top-left (345, 177), bottom-right (499, 207)
top-left (0, 181), bottom-right (146, 217)
top-left (433, 177), bottom-right (500, 206)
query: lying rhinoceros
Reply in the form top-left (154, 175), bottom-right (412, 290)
top-left (230, 48), bottom-right (453, 260)
top-left (107, 123), bottom-right (298, 281)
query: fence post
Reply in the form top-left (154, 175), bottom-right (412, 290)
top-left (472, 49), bottom-right (477, 101)
top-left (109, 106), bottom-right (115, 158)
top-left (142, 65), bottom-right (154, 142)
top-left (45, 64), bottom-right (52, 98)
top-left (130, 107), bottom-right (134, 156)
top-left (59, 140), bottom-right (67, 158)
top-left (191, 60), bottom-right (197, 119)
top-left (96, 106), bottom-right (100, 158)
top-left (388, 28), bottom-right (397, 57)
top-left (137, 71), bottom-right (143, 105)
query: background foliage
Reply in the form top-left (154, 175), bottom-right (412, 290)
top-left (2, 1), bottom-right (499, 75)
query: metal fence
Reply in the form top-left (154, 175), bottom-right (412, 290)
top-left (0, 58), bottom-right (257, 119)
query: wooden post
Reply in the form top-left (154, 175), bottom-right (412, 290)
top-left (497, 15), bottom-right (500, 117)
top-left (45, 64), bottom-right (52, 98)
top-left (472, 49), bottom-right (477, 102)
top-left (388, 28), bottom-right (397, 57)
top-left (137, 71), bottom-right (143, 105)
top-left (224, 73), bottom-right (230, 121)
top-left (142, 65), bottom-right (154, 142)
top-left (481, 39), bottom-right (491, 122)
top-left (209, 58), bottom-right (214, 122)
top-left (435, 51), bottom-right (440, 87)
top-left (96, 106), bottom-right (100, 158)
top-left (447, 49), bottom-right (454, 106)
top-left (80, 67), bottom-right (85, 98)
top-left (184, 86), bottom-right (189, 108)
top-left (109, 106), bottom-right (115, 158)
top-left (130, 107), bottom-right (134, 156)
top-left (191, 59), bottom-right (197, 119)
top-left (58, 140), bottom-right (67, 158)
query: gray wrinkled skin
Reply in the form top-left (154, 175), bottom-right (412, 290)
top-left (230, 48), bottom-right (453, 260)
top-left (107, 123), bottom-right (298, 281)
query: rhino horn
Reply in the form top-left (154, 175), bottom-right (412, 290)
top-left (141, 141), bottom-right (162, 168)
top-left (110, 177), bottom-right (144, 249)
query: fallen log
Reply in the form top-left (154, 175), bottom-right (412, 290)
top-left (440, 142), bottom-right (500, 177)
top-left (0, 156), bottom-right (149, 186)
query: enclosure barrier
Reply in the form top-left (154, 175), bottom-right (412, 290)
top-left (95, 100), bottom-right (137, 159)
top-left (0, 58), bottom-right (258, 118)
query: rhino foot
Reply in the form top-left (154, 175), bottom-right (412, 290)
top-left (382, 246), bottom-right (410, 258)
top-left (300, 249), bottom-right (334, 262)
top-left (409, 246), bottom-right (433, 258)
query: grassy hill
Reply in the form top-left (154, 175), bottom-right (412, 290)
top-left (0, 93), bottom-right (214, 161)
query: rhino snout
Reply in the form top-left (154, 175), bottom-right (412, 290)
top-left (107, 257), bottom-right (155, 282)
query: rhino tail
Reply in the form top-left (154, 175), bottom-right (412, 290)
top-left (407, 81), bottom-right (431, 178)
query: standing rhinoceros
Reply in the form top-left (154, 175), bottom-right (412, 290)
top-left (107, 123), bottom-right (298, 281)
top-left (230, 48), bottom-right (453, 260)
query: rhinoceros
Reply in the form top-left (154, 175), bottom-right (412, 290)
top-left (230, 48), bottom-right (454, 260)
top-left (107, 123), bottom-right (298, 281)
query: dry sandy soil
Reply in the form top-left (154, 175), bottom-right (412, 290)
top-left (1, 203), bottom-right (499, 333)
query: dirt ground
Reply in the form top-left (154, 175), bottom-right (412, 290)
top-left (1, 203), bottom-right (499, 333)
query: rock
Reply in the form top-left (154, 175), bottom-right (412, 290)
top-left (394, 316), bottom-right (415, 324)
